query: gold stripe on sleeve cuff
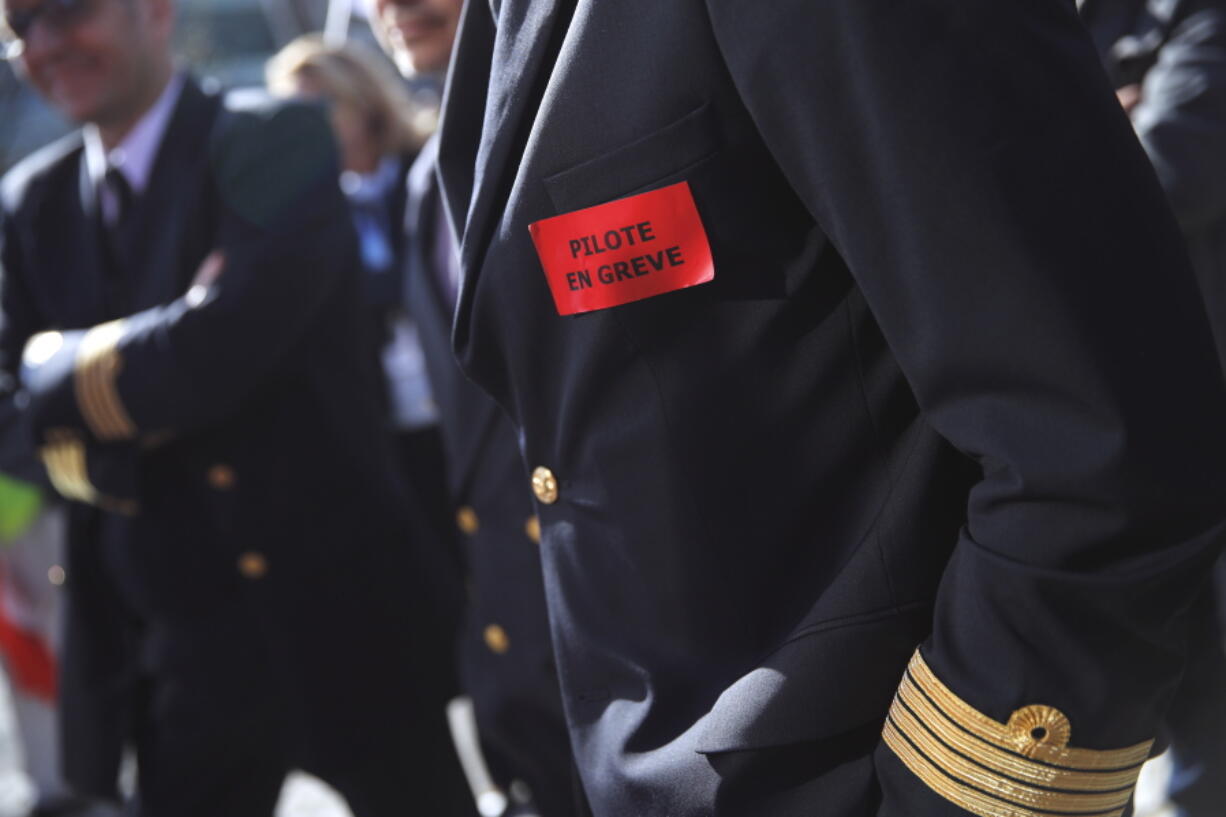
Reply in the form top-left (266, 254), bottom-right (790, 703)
top-left (40, 430), bottom-right (94, 505)
top-left (39, 430), bottom-right (138, 516)
top-left (74, 320), bottom-right (137, 441)
top-left (883, 650), bottom-right (1151, 817)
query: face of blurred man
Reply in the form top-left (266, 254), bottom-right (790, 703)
top-left (5, 0), bottom-right (173, 141)
top-left (371, 0), bottom-right (463, 77)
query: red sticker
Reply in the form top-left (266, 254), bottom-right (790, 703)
top-left (529, 181), bottom-right (714, 316)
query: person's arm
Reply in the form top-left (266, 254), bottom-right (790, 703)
top-left (0, 206), bottom-right (52, 487)
top-left (22, 100), bottom-right (358, 448)
top-left (2, 167), bottom-right (142, 512)
top-left (1131, 0), bottom-right (1226, 232)
top-left (705, 0), bottom-right (1226, 814)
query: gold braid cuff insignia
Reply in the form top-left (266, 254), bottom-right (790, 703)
top-left (883, 650), bottom-right (1151, 817)
top-left (75, 320), bottom-right (137, 441)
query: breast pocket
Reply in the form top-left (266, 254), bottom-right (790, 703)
top-left (544, 101), bottom-right (723, 215)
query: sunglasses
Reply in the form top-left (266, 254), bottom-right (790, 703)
top-left (2, 0), bottom-right (100, 59)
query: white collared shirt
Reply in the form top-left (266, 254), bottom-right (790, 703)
top-left (83, 73), bottom-right (186, 224)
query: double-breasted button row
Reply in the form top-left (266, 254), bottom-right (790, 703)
top-left (456, 504), bottom-right (543, 545)
top-left (204, 466), bottom-right (263, 579)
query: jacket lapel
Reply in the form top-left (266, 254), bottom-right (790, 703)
top-left (437, 0), bottom-right (495, 253)
top-left (407, 141), bottom-right (456, 319)
top-left (407, 141), bottom-right (512, 500)
top-left (440, 0), bottom-right (574, 347)
top-left (60, 158), bottom-right (116, 323)
top-left (460, 0), bottom-right (571, 255)
top-left (124, 78), bottom-right (220, 311)
top-left (414, 257), bottom-right (507, 500)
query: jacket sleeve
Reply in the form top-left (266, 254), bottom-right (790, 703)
top-left (1132, 0), bottom-right (1226, 232)
top-left (0, 207), bottom-right (51, 486)
top-left (2, 175), bottom-right (139, 510)
top-left (704, 0), bottom-right (1226, 814)
top-left (23, 101), bottom-right (359, 445)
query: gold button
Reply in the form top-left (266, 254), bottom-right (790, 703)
top-left (47, 565), bottom-right (66, 587)
top-left (484, 624), bottom-right (510, 654)
top-left (524, 515), bottom-right (541, 544)
top-left (456, 506), bottom-right (480, 535)
top-left (237, 552), bottom-right (268, 580)
top-left (207, 464), bottom-right (237, 491)
top-left (531, 467), bottom-right (558, 504)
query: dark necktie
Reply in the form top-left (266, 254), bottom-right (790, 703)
top-left (104, 166), bottom-right (135, 227)
top-left (99, 167), bottom-right (139, 313)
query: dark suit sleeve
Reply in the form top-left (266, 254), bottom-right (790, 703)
top-left (0, 208), bottom-right (51, 485)
top-left (24, 101), bottom-right (358, 443)
top-left (704, 0), bottom-right (1226, 814)
top-left (1131, 0), bottom-right (1226, 232)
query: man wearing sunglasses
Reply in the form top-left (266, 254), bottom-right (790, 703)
top-left (0, 1), bottom-right (477, 815)
top-left (1, 0), bottom-right (166, 137)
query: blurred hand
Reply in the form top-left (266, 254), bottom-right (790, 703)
top-left (1116, 84), bottom-right (1142, 114)
top-left (185, 250), bottom-right (225, 309)
top-left (192, 250), bottom-right (226, 289)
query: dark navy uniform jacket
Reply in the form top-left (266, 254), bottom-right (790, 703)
top-left (0, 79), bottom-right (463, 794)
top-left (407, 137), bottom-right (575, 817)
top-left (436, 1), bottom-right (1226, 815)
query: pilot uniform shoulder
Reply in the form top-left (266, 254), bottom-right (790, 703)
top-left (1, 131), bottom-right (84, 216)
top-left (209, 90), bottom-right (341, 232)
top-left (219, 85), bottom-right (306, 118)
top-left (216, 87), bottom-right (332, 141)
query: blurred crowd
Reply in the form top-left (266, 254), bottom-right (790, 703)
top-left (0, 1), bottom-right (1221, 817)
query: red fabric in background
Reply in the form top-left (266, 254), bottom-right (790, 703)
top-left (0, 579), bottom-right (56, 700)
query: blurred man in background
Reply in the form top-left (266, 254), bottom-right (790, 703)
top-left (0, 0), bottom-right (474, 814)
top-left (267, 33), bottom-right (479, 813)
top-left (368, 2), bottom-right (578, 815)
top-left (1081, 1), bottom-right (1226, 813)
top-left (266, 32), bottom-right (463, 620)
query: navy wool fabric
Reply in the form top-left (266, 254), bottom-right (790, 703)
top-left (436, 1), bottom-right (1226, 815)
